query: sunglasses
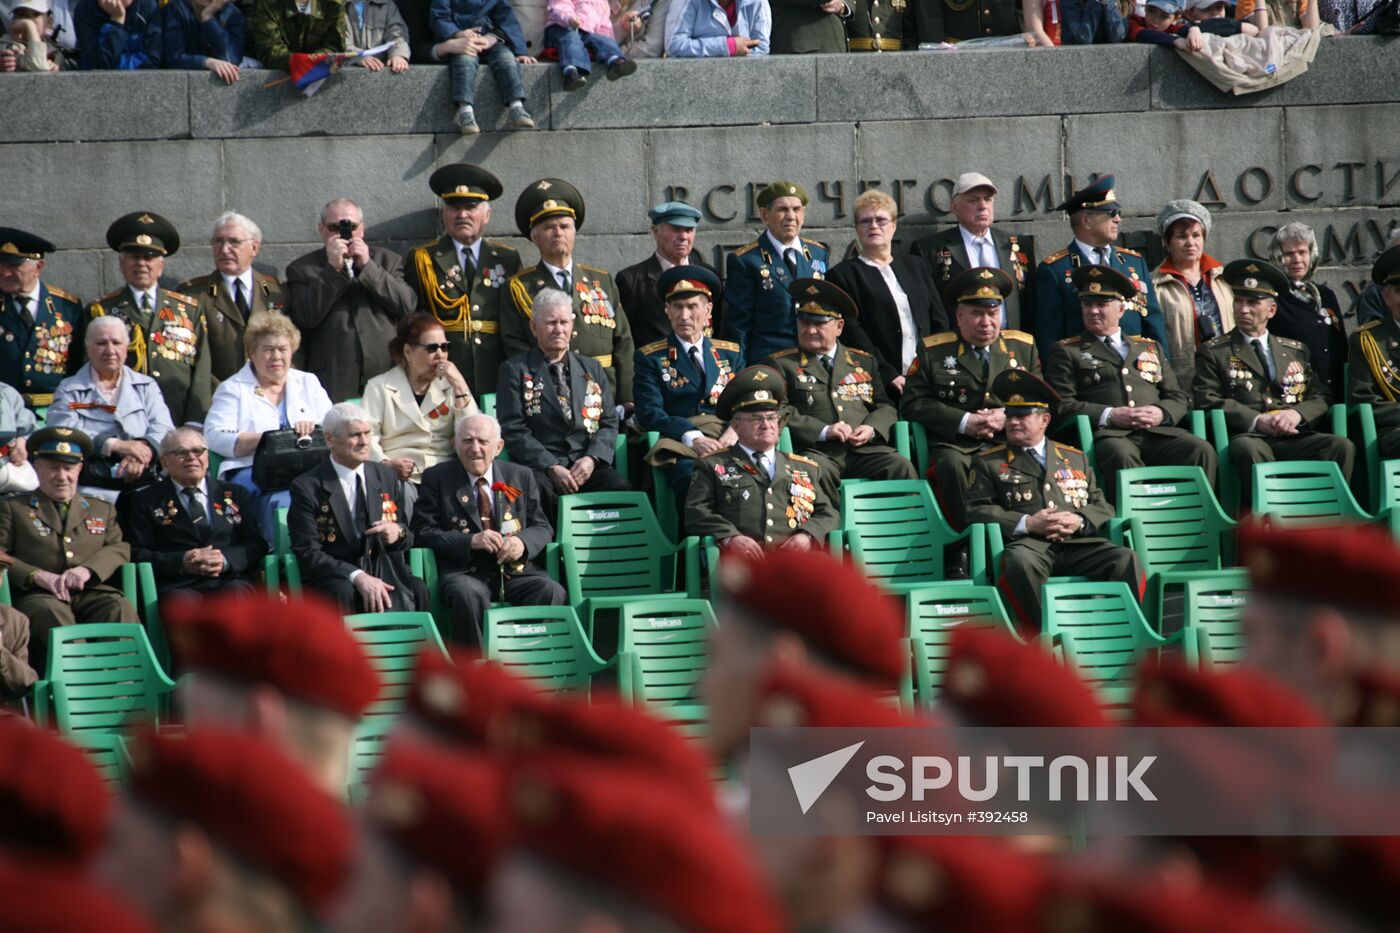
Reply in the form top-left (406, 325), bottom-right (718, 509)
top-left (415, 342), bottom-right (452, 353)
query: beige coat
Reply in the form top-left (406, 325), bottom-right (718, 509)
top-left (1153, 263), bottom-right (1235, 389)
top-left (363, 364), bottom-right (479, 482)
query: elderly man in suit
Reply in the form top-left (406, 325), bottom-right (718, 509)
top-left (285, 198), bottom-right (418, 402)
top-left (127, 427), bottom-right (269, 597)
top-left (497, 288), bottom-right (628, 517)
top-left (176, 212), bottom-right (289, 383)
top-left (410, 413), bottom-right (565, 644)
top-left (615, 201), bottom-right (717, 348)
top-left (288, 402), bottom-right (429, 612)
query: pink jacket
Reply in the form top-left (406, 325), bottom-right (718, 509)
top-left (547, 0), bottom-right (617, 36)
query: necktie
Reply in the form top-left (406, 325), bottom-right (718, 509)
top-left (57, 500), bottom-right (69, 525)
top-left (974, 237), bottom-right (991, 268)
top-left (183, 487), bottom-right (206, 525)
top-left (10, 295), bottom-right (32, 329)
top-left (476, 477), bottom-right (493, 530)
top-left (819, 353), bottom-right (833, 373)
top-left (750, 448), bottom-right (771, 484)
top-left (556, 269), bottom-right (571, 291)
top-left (688, 345), bottom-right (704, 378)
top-left (1252, 338), bottom-right (1274, 381)
top-left (1025, 447), bottom-right (1045, 470)
top-left (353, 473), bottom-right (369, 534)
top-left (232, 279), bottom-right (250, 318)
top-left (783, 248), bottom-right (799, 278)
top-left (1103, 335), bottom-right (1124, 361)
top-left (140, 292), bottom-right (152, 312)
top-left (551, 361), bottom-right (573, 421)
top-left (461, 247), bottom-right (476, 290)
top-left (976, 347), bottom-right (990, 379)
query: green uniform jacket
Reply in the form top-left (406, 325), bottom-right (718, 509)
top-left (1192, 329), bottom-right (1329, 435)
top-left (175, 271), bottom-right (288, 383)
top-left (966, 442), bottom-right (1114, 543)
top-left (686, 448), bottom-right (838, 547)
top-left (404, 236), bottom-right (521, 397)
top-left (249, 0), bottom-right (345, 71)
top-left (771, 0), bottom-right (847, 52)
top-left (0, 492), bottom-right (130, 586)
top-left (845, 0), bottom-right (917, 48)
top-left (504, 263), bottom-right (636, 405)
top-left (1348, 316), bottom-right (1400, 434)
top-left (88, 288), bottom-right (214, 425)
top-left (1046, 333), bottom-right (1189, 437)
top-left (901, 329), bottom-right (1040, 453)
top-left (764, 343), bottom-right (898, 456)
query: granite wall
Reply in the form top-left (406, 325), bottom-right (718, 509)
top-left (3, 38), bottom-right (1398, 312)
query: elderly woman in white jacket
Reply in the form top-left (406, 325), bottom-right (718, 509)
top-left (204, 312), bottom-right (334, 533)
top-left (0, 382), bottom-right (38, 494)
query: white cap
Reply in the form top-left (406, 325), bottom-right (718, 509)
top-left (10, 0), bottom-right (51, 13)
top-left (952, 172), bottom-right (999, 198)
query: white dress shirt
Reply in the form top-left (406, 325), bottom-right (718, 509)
top-left (456, 239), bottom-right (482, 271)
top-left (859, 256), bottom-right (917, 373)
top-left (737, 443), bottom-right (775, 480)
top-left (1074, 239), bottom-right (1112, 266)
top-left (331, 457), bottom-right (368, 582)
top-left (960, 226), bottom-right (1007, 326)
top-left (222, 270), bottom-right (254, 306)
top-left (677, 336), bottom-right (708, 447)
top-left (542, 260), bottom-right (574, 290)
top-left (657, 253), bottom-right (690, 272)
top-left (766, 231), bottom-right (803, 257)
top-left (128, 285), bottom-right (158, 310)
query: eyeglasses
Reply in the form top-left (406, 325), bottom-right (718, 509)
top-left (210, 237), bottom-right (250, 249)
top-left (167, 447), bottom-right (208, 459)
top-left (739, 413), bottom-right (781, 425)
top-left (856, 216), bottom-right (894, 229)
top-left (415, 342), bottom-right (452, 353)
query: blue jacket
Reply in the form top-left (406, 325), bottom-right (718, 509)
top-left (428, 0), bottom-right (528, 53)
top-left (1033, 241), bottom-right (1167, 359)
top-left (721, 232), bottom-right (830, 363)
top-left (76, 0), bottom-right (162, 69)
top-left (161, 0), bottom-right (245, 68)
top-left (665, 0), bottom-right (770, 57)
top-left (634, 335), bottom-right (743, 440)
top-left (0, 283), bottom-right (83, 405)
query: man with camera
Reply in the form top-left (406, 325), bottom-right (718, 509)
top-left (285, 199), bottom-right (418, 403)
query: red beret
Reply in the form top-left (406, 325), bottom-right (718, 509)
top-left (942, 628), bottom-right (1107, 727)
top-left (0, 717), bottom-right (109, 870)
top-left (166, 592), bottom-right (380, 718)
top-left (405, 648), bottom-right (547, 746)
top-left (751, 658), bottom-right (914, 729)
top-left (366, 741), bottom-right (512, 898)
top-left (0, 863), bottom-right (155, 933)
top-left (1239, 520), bottom-right (1400, 618)
top-left (717, 549), bottom-right (906, 688)
top-left (877, 835), bottom-right (1050, 931)
top-left (1339, 665), bottom-right (1400, 727)
top-left (1289, 820), bottom-right (1400, 927)
top-left (1133, 660), bottom-right (1328, 729)
top-left (509, 755), bottom-right (787, 933)
top-left (1037, 876), bottom-right (1318, 933)
top-left (127, 727), bottom-right (353, 913)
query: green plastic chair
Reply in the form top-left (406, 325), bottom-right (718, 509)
top-left (136, 560), bottom-right (280, 671)
top-left (1354, 403), bottom-right (1388, 510)
top-left (482, 605), bottom-right (609, 694)
top-left (906, 582), bottom-right (1020, 707)
top-left (1070, 411), bottom-right (1209, 489)
top-left (616, 598), bottom-right (714, 734)
top-left (1178, 570), bottom-right (1248, 668)
top-left (1040, 581), bottom-right (1189, 720)
top-left (1210, 405), bottom-right (1347, 514)
top-left (833, 480), bottom-right (987, 592)
top-left (70, 731), bottom-right (132, 786)
top-left (1249, 460), bottom-right (1372, 526)
top-left (347, 715), bottom-right (396, 801)
top-left (344, 613), bottom-right (449, 717)
top-left (1375, 458), bottom-right (1400, 540)
top-left (33, 623), bottom-right (177, 734)
top-left (554, 492), bottom-right (700, 639)
top-left (479, 392), bottom-right (496, 416)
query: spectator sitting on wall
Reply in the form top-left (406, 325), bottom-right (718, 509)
top-left (160, 0), bottom-right (244, 83)
top-left (544, 0), bottom-right (637, 91)
top-left (664, 0), bottom-right (769, 57)
top-left (1, 0), bottom-right (65, 70)
top-left (1137, 0), bottom-right (1256, 35)
top-left (342, 0), bottom-right (411, 72)
top-left (247, 0), bottom-right (344, 72)
top-left (74, 0), bottom-right (161, 68)
top-left (1235, 0), bottom-right (1319, 28)
top-left (428, 0), bottom-right (536, 135)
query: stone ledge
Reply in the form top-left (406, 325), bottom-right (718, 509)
top-left (9, 70), bottom-right (190, 143)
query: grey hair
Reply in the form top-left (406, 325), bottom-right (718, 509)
top-left (455, 412), bottom-right (501, 441)
top-left (532, 287), bottom-right (573, 317)
top-left (1388, 226), bottom-right (1400, 248)
top-left (1269, 222), bottom-right (1320, 278)
top-left (160, 426), bottom-right (205, 455)
top-left (319, 198), bottom-right (363, 227)
top-left (211, 212), bottom-right (263, 244)
top-left (85, 315), bottom-right (129, 345)
top-left (322, 402), bottom-right (372, 439)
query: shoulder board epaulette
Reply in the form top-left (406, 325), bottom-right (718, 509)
top-left (1052, 441), bottom-right (1085, 455)
top-left (788, 453), bottom-right (819, 467)
top-left (769, 347), bottom-right (800, 359)
top-left (733, 241), bottom-right (760, 257)
top-left (167, 291), bottom-right (198, 305)
top-left (577, 264), bottom-right (610, 277)
top-left (1205, 334), bottom-right (1232, 347)
top-left (1360, 319), bottom-right (1383, 332)
top-left (101, 289), bottom-right (125, 303)
top-left (803, 238), bottom-right (829, 251)
top-left (484, 239), bottom-right (519, 253)
top-left (46, 285), bottom-right (79, 302)
top-left (1276, 336), bottom-right (1304, 349)
top-left (1116, 246), bottom-right (1143, 259)
top-left (1127, 334), bottom-right (1157, 343)
top-left (844, 346), bottom-right (874, 357)
top-left (977, 444), bottom-right (1008, 457)
top-left (639, 339), bottom-right (668, 355)
top-left (1043, 249), bottom-right (1069, 263)
top-left (1055, 335), bottom-right (1081, 345)
top-left (515, 265), bottom-right (540, 278)
top-left (922, 332), bottom-right (959, 348)
top-left (1002, 329), bottom-right (1035, 344)
top-left (410, 239), bottom-right (439, 253)
top-left (711, 339), bottom-right (740, 351)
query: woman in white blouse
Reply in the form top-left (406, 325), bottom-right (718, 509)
top-left (204, 312), bottom-right (334, 532)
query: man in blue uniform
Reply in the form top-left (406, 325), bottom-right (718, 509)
top-left (1033, 175), bottom-right (1167, 359)
top-left (721, 181), bottom-right (830, 363)
top-left (634, 265), bottom-right (742, 502)
top-left (0, 228), bottom-right (82, 410)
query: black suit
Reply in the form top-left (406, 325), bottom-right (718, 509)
top-left (615, 254), bottom-right (719, 350)
top-left (288, 459), bottom-right (428, 612)
top-left (826, 255), bottom-right (949, 391)
top-left (128, 477), bottom-right (269, 595)
top-left (909, 225), bottom-right (1036, 332)
top-left (410, 458), bottom-right (565, 644)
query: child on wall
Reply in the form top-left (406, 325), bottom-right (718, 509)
top-left (544, 0), bottom-right (636, 91)
top-left (429, 0), bottom-right (537, 135)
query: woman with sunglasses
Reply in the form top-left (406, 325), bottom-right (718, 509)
top-left (362, 312), bottom-right (480, 494)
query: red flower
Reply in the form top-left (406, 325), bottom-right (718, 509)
top-left (492, 481), bottom-right (522, 502)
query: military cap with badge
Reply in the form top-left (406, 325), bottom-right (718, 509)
top-left (428, 162), bottom-right (504, 204)
top-left (789, 276), bottom-right (856, 322)
top-left (715, 363), bottom-right (787, 420)
top-left (656, 264), bottom-right (721, 304)
top-left (0, 227), bottom-right (56, 264)
top-left (945, 265), bottom-right (1015, 308)
top-left (756, 180), bottom-right (810, 209)
top-left (28, 425), bottom-right (91, 462)
top-left (1220, 258), bottom-right (1290, 299)
top-left (1070, 264), bottom-right (1138, 302)
top-left (105, 211), bottom-right (180, 257)
top-left (514, 177), bottom-right (586, 236)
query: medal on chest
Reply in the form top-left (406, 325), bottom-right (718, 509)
top-left (581, 377), bottom-right (604, 435)
top-left (522, 373), bottom-right (542, 417)
top-left (211, 491), bottom-right (242, 525)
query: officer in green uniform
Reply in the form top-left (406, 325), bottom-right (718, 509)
top-left (1047, 265), bottom-right (1216, 497)
top-left (404, 163), bottom-right (521, 397)
top-left (763, 278), bottom-right (915, 484)
top-left (846, 0), bottom-right (917, 49)
top-left (912, 0), bottom-right (1020, 42)
top-left (88, 212), bottom-right (213, 425)
top-left (901, 267), bottom-right (1039, 528)
top-left (686, 365), bottom-right (838, 556)
top-left (1192, 259), bottom-right (1354, 508)
top-left (504, 178), bottom-right (636, 408)
top-left (0, 228), bottom-right (82, 410)
top-left (1348, 244), bottom-right (1400, 458)
top-left (965, 370), bottom-right (1143, 633)
top-left (0, 426), bottom-right (137, 668)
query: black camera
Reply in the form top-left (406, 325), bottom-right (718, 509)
top-left (338, 219), bottom-right (355, 241)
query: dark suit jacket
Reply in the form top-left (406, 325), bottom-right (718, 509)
top-left (285, 245), bottom-right (418, 403)
top-left (410, 458), bottom-right (554, 577)
top-left (615, 254), bottom-right (719, 350)
top-left (288, 459), bottom-right (412, 585)
top-left (128, 476), bottom-right (269, 586)
top-left (826, 255), bottom-right (949, 389)
top-left (909, 225), bottom-right (1035, 332)
top-left (176, 270), bottom-right (289, 383)
top-left (496, 348), bottom-right (619, 471)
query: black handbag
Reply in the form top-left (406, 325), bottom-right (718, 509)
top-left (252, 428), bottom-right (330, 492)
top-left (360, 534), bottom-right (421, 612)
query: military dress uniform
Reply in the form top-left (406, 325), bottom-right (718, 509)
top-left (965, 370), bottom-right (1143, 632)
top-left (901, 267), bottom-right (1040, 527)
top-left (1192, 260), bottom-right (1354, 506)
top-left (763, 279), bottom-right (915, 484)
top-left (0, 229), bottom-right (82, 409)
top-left (404, 164), bottom-right (522, 397)
top-left (503, 179), bottom-right (637, 405)
top-left (1348, 245), bottom-right (1400, 458)
top-left (721, 182), bottom-right (831, 364)
top-left (175, 269), bottom-right (288, 383)
top-left (1046, 265), bottom-right (1216, 493)
top-left (846, 0), bottom-right (918, 50)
